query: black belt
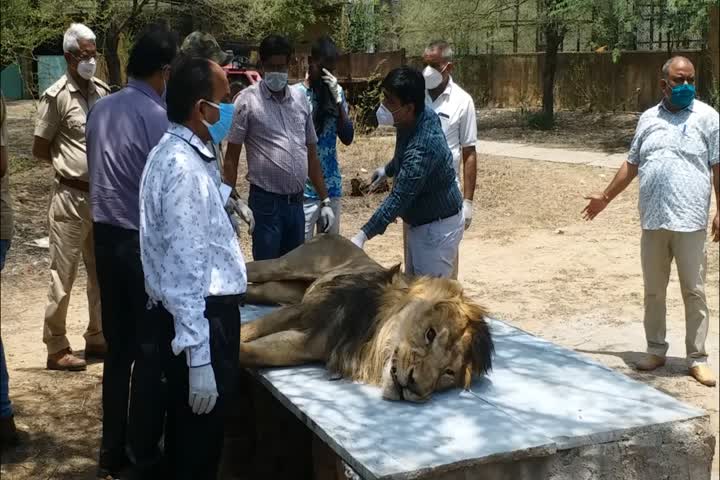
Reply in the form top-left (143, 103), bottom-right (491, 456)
top-left (250, 184), bottom-right (303, 204)
top-left (206, 294), bottom-right (246, 306)
top-left (56, 174), bottom-right (89, 192)
top-left (411, 207), bottom-right (462, 228)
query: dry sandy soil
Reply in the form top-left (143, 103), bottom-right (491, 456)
top-left (0, 100), bottom-right (718, 479)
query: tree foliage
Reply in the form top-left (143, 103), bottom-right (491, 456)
top-left (338, 0), bottom-right (392, 53)
top-left (0, 0), bottom-right (76, 66)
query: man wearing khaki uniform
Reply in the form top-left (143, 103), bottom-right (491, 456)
top-left (32, 23), bottom-right (109, 371)
top-left (583, 56), bottom-right (719, 387)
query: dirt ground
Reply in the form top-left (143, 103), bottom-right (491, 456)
top-left (0, 100), bottom-right (718, 479)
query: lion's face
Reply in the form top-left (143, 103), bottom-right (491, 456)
top-left (379, 279), bottom-right (493, 403)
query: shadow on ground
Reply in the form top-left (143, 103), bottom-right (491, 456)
top-left (1, 369), bottom-right (103, 480)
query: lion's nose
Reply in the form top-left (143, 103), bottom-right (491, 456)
top-left (407, 368), bottom-right (415, 385)
top-left (390, 365), bottom-right (397, 375)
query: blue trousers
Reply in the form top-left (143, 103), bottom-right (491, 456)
top-left (1, 239), bottom-right (12, 419)
top-left (248, 184), bottom-right (305, 261)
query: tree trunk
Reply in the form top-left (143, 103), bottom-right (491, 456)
top-left (541, 21), bottom-right (564, 127)
top-left (105, 28), bottom-right (122, 88)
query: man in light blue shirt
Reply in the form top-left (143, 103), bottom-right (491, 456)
top-left (583, 56), bottom-right (719, 387)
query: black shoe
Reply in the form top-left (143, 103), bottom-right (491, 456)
top-left (0, 415), bottom-right (20, 452)
top-left (97, 450), bottom-right (130, 479)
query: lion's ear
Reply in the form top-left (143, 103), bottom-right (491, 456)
top-left (388, 263), bottom-right (402, 276)
top-left (388, 263), bottom-right (408, 287)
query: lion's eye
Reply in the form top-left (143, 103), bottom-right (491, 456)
top-left (425, 327), bottom-right (436, 343)
top-left (444, 369), bottom-right (455, 376)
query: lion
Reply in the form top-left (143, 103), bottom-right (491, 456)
top-left (240, 234), bottom-right (494, 403)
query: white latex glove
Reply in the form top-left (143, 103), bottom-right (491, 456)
top-left (318, 198), bottom-right (336, 233)
top-left (188, 364), bottom-right (218, 415)
top-left (321, 68), bottom-right (342, 105)
top-left (351, 230), bottom-right (368, 249)
top-left (227, 196), bottom-right (255, 234)
top-left (369, 166), bottom-right (387, 192)
top-left (462, 199), bottom-right (472, 230)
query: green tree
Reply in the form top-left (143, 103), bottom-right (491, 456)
top-left (340, 0), bottom-right (391, 53)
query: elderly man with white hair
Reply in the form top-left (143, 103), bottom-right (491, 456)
top-left (32, 22), bottom-right (110, 371)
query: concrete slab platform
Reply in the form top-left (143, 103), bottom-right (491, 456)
top-left (239, 304), bottom-right (714, 480)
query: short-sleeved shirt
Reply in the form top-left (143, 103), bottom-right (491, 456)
top-left (1, 92), bottom-right (13, 240)
top-left (227, 80), bottom-right (318, 195)
top-left (627, 99), bottom-right (720, 232)
top-left (86, 79), bottom-right (169, 231)
top-left (425, 77), bottom-right (477, 182)
top-left (293, 82), bottom-right (348, 199)
top-left (34, 73), bottom-right (110, 182)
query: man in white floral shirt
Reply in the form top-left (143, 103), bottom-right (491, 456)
top-left (583, 56), bottom-right (719, 387)
top-left (137, 56), bottom-right (246, 478)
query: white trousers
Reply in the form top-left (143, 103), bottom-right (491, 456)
top-left (403, 211), bottom-right (464, 278)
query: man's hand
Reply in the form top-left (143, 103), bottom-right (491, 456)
top-left (188, 364), bottom-right (218, 415)
top-left (582, 192), bottom-right (610, 221)
top-left (462, 199), bottom-right (472, 230)
top-left (712, 211), bottom-right (719, 242)
top-left (318, 198), bottom-right (335, 233)
top-left (226, 196), bottom-right (254, 234)
top-left (351, 230), bottom-right (367, 249)
top-left (322, 68), bottom-right (342, 105)
top-left (369, 166), bottom-right (387, 192)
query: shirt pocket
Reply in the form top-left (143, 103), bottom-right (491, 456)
top-left (288, 110), bottom-right (309, 145)
top-left (65, 116), bottom-right (86, 141)
top-left (681, 129), bottom-right (708, 159)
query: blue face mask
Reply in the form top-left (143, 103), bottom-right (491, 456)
top-left (670, 83), bottom-right (695, 110)
top-left (201, 100), bottom-right (234, 144)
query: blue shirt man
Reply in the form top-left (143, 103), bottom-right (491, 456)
top-left (87, 79), bottom-right (168, 229)
top-left (84, 24), bottom-right (177, 478)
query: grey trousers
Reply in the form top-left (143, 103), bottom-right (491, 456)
top-left (402, 211), bottom-right (464, 278)
top-left (641, 228), bottom-right (710, 366)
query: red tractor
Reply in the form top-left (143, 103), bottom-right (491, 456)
top-left (222, 54), bottom-right (262, 102)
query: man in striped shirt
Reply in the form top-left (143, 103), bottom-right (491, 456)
top-left (224, 34), bottom-right (334, 260)
top-left (351, 66), bottom-right (464, 278)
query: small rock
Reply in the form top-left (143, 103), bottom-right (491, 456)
top-left (360, 168), bottom-right (367, 173)
top-left (556, 229), bottom-right (565, 235)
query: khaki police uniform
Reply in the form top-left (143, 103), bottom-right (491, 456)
top-left (35, 73), bottom-right (110, 355)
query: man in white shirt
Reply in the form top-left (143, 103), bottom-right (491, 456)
top-left (583, 56), bottom-right (719, 387)
top-left (400, 40), bottom-right (477, 279)
top-left (138, 55), bottom-right (247, 478)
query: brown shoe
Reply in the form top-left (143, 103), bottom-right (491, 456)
top-left (47, 347), bottom-right (87, 371)
top-left (689, 365), bottom-right (717, 387)
top-left (85, 342), bottom-right (107, 359)
top-left (635, 354), bottom-right (666, 371)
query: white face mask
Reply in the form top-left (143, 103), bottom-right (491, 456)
top-left (264, 71), bottom-right (288, 92)
top-left (376, 104), bottom-right (395, 126)
top-left (422, 65), bottom-right (445, 90)
top-left (77, 57), bottom-right (97, 80)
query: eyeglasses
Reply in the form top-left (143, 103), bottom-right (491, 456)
top-left (71, 52), bottom-right (100, 62)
